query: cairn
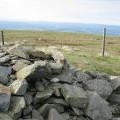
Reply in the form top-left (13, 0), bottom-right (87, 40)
top-left (0, 44), bottom-right (120, 120)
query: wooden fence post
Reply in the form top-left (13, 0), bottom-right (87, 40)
top-left (1, 30), bottom-right (4, 46)
top-left (102, 28), bottom-right (106, 57)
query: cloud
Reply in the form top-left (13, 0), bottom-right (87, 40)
top-left (0, 0), bottom-right (119, 25)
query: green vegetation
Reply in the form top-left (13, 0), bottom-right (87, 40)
top-left (1, 30), bottom-right (120, 75)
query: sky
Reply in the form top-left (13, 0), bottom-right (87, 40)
top-left (0, 0), bottom-right (120, 25)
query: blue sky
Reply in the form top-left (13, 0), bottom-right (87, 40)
top-left (0, 0), bottom-right (120, 25)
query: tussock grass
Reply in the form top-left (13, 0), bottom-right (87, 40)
top-left (1, 30), bottom-right (120, 75)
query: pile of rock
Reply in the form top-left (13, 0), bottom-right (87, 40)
top-left (0, 45), bottom-right (120, 120)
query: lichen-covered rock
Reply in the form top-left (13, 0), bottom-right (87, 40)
top-left (85, 92), bottom-right (112, 120)
top-left (85, 71), bottom-right (110, 80)
top-left (84, 79), bottom-right (113, 99)
top-left (75, 71), bottom-right (92, 82)
top-left (9, 79), bottom-right (28, 95)
top-left (0, 84), bottom-right (11, 112)
top-left (61, 84), bottom-right (88, 108)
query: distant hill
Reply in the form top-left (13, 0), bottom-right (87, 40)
top-left (0, 21), bottom-right (120, 36)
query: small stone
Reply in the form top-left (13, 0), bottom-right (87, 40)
top-left (0, 84), bottom-right (11, 112)
top-left (110, 104), bottom-right (120, 116)
top-left (50, 50), bottom-right (64, 63)
top-left (49, 62), bottom-right (63, 74)
top-left (75, 71), bottom-right (91, 82)
top-left (61, 84), bottom-right (88, 108)
top-left (0, 53), bottom-right (6, 58)
top-left (110, 76), bottom-right (120, 90)
top-left (48, 108), bottom-right (64, 120)
top-left (11, 59), bottom-right (30, 65)
top-left (51, 78), bottom-right (60, 83)
top-left (56, 71), bottom-right (75, 84)
top-left (23, 106), bottom-right (32, 116)
top-left (72, 107), bottom-right (84, 116)
top-left (38, 104), bottom-right (64, 118)
top-left (46, 98), bottom-right (68, 106)
top-left (112, 118), bottom-right (120, 120)
top-left (0, 55), bottom-right (10, 63)
top-left (9, 79), bottom-right (28, 95)
top-left (108, 93), bottom-right (120, 104)
top-left (9, 96), bottom-right (26, 120)
top-left (32, 109), bottom-right (44, 120)
top-left (12, 61), bottom-right (29, 72)
top-left (33, 89), bottom-right (53, 104)
top-left (0, 113), bottom-right (13, 120)
top-left (24, 93), bottom-right (33, 105)
top-left (60, 112), bottom-right (70, 120)
top-left (35, 80), bottom-right (45, 92)
top-left (85, 92), bottom-right (112, 120)
top-left (0, 66), bottom-right (12, 85)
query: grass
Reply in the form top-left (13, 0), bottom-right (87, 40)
top-left (1, 30), bottom-right (120, 75)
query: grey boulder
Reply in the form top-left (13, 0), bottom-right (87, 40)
top-left (0, 66), bottom-right (12, 85)
top-left (85, 92), bottom-right (112, 120)
top-left (84, 79), bottom-right (113, 99)
top-left (61, 84), bottom-right (88, 108)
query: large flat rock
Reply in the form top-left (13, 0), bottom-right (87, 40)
top-left (8, 44), bottom-right (29, 59)
top-left (16, 61), bottom-right (51, 81)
